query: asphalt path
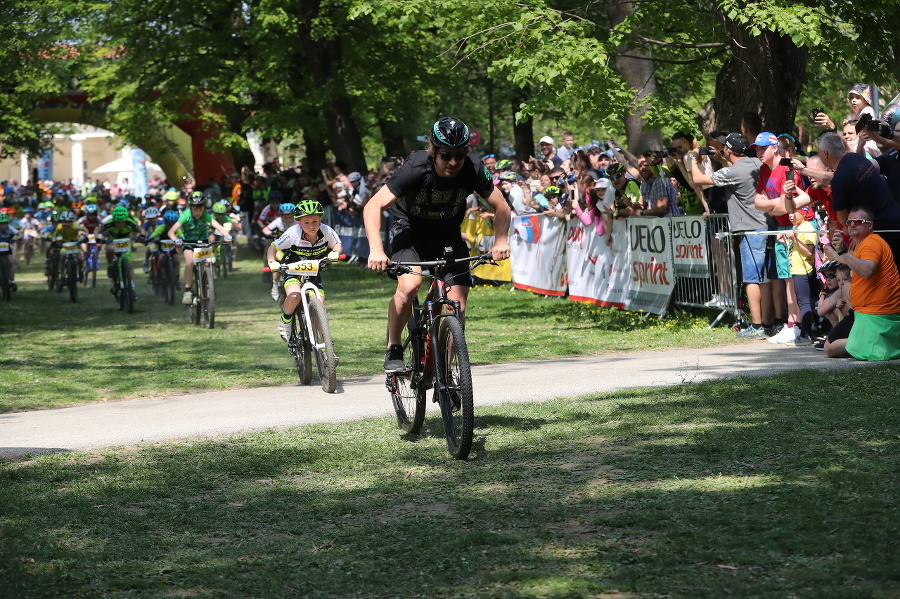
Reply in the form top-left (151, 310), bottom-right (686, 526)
top-left (1, 343), bottom-right (884, 460)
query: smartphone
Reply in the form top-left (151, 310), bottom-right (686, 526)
top-left (529, 180), bottom-right (539, 192)
top-left (699, 147), bottom-right (711, 156)
top-left (779, 158), bottom-right (793, 168)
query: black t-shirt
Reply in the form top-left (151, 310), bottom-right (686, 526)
top-left (875, 152), bottom-right (900, 205)
top-left (831, 152), bottom-right (900, 228)
top-left (386, 150), bottom-right (494, 236)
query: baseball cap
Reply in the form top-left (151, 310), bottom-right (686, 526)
top-left (751, 132), bottom-right (779, 148)
top-left (796, 205), bottom-right (814, 218)
top-left (718, 132), bottom-right (749, 155)
top-left (348, 172), bottom-right (361, 182)
top-left (539, 135), bottom-right (555, 145)
top-left (595, 178), bottom-right (610, 189)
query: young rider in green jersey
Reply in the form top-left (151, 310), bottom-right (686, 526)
top-left (168, 192), bottom-right (232, 304)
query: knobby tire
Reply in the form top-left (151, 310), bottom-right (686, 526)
top-left (308, 297), bottom-right (336, 393)
top-left (390, 314), bottom-right (427, 434)
top-left (189, 266), bottom-right (201, 325)
top-left (202, 264), bottom-right (216, 329)
top-left (160, 256), bottom-right (175, 305)
top-left (66, 257), bottom-right (79, 303)
top-left (121, 261), bottom-right (134, 314)
top-left (0, 257), bottom-right (9, 301)
top-left (436, 316), bottom-right (474, 460)
top-left (293, 312), bottom-right (312, 385)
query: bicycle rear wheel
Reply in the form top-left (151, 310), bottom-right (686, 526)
top-left (24, 240), bottom-right (34, 265)
top-left (202, 264), bottom-right (216, 329)
top-left (67, 258), bottom-right (79, 303)
top-left (291, 312), bottom-right (312, 385)
top-left (308, 297), bottom-right (336, 393)
top-left (48, 253), bottom-right (59, 291)
top-left (189, 266), bottom-right (201, 324)
top-left (390, 314), bottom-right (427, 434)
top-left (435, 316), bottom-right (474, 460)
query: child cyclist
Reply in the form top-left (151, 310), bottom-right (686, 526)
top-left (266, 199), bottom-right (341, 341)
top-left (168, 192), bottom-right (232, 304)
top-left (262, 202), bottom-right (296, 302)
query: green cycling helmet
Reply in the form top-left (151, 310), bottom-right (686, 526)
top-left (543, 186), bottom-right (561, 197)
top-left (294, 199), bottom-right (324, 217)
top-left (164, 190), bottom-right (179, 201)
top-left (0, 213), bottom-right (9, 224)
top-left (189, 191), bottom-right (205, 207)
top-left (212, 202), bottom-right (227, 214)
top-left (495, 159), bottom-right (513, 170)
top-left (112, 206), bottom-right (129, 222)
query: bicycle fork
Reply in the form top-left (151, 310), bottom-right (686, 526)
top-left (425, 298), bottom-right (463, 404)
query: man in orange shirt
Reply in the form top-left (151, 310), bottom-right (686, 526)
top-left (823, 206), bottom-right (900, 360)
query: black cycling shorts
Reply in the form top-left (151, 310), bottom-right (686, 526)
top-left (389, 226), bottom-right (472, 287)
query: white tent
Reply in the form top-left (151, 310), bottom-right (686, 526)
top-left (91, 156), bottom-right (164, 175)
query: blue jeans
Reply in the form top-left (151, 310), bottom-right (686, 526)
top-left (740, 231), bottom-right (775, 284)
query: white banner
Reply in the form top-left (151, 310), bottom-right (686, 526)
top-left (671, 216), bottom-right (710, 278)
top-left (624, 218), bottom-right (676, 315)
top-left (510, 215), bottom-right (567, 296)
top-left (565, 219), bottom-right (628, 308)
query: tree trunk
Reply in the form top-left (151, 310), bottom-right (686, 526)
top-left (378, 119), bottom-right (407, 159)
top-left (512, 95), bottom-right (534, 162)
top-left (609, 0), bottom-right (663, 154)
top-left (713, 24), bottom-right (808, 136)
top-left (299, 0), bottom-right (368, 174)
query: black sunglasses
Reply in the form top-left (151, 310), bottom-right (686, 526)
top-left (822, 272), bottom-right (836, 279)
top-left (438, 151), bottom-right (467, 162)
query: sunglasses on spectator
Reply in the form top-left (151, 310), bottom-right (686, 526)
top-left (483, 154), bottom-right (495, 159)
top-left (846, 219), bottom-right (872, 226)
top-left (438, 151), bottom-right (467, 162)
top-left (822, 272), bottom-right (836, 279)
top-left (610, 174), bottom-right (624, 180)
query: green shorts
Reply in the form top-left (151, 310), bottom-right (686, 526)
top-left (845, 312), bottom-right (900, 361)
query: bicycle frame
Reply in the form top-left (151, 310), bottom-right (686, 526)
top-left (283, 262), bottom-right (327, 354)
top-left (417, 279), bottom-right (462, 397)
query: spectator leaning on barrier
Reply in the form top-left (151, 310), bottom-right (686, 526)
top-left (637, 153), bottom-right (679, 217)
top-left (686, 132), bottom-right (774, 339)
top-left (823, 206), bottom-right (900, 360)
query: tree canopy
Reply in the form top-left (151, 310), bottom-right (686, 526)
top-left (2, 0), bottom-right (896, 175)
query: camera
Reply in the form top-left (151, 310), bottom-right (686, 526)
top-left (811, 108), bottom-right (825, 121)
top-left (654, 149), bottom-right (671, 159)
top-left (779, 158), bottom-right (793, 169)
top-left (699, 147), bottom-right (711, 156)
top-left (856, 112), bottom-right (874, 134)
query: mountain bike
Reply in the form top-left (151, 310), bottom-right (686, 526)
top-left (46, 237), bottom-right (61, 291)
top-left (108, 237), bottom-right (136, 313)
top-left (183, 241), bottom-right (217, 328)
top-left (22, 228), bottom-right (38, 266)
top-left (383, 251), bottom-right (498, 460)
top-left (213, 226), bottom-right (235, 278)
top-left (83, 234), bottom-right (101, 288)
top-left (0, 240), bottom-right (12, 301)
top-left (272, 259), bottom-right (338, 393)
top-left (58, 241), bottom-right (82, 303)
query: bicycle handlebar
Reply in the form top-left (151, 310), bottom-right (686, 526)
top-left (385, 252), bottom-right (499, 276)
top-left (262, 257), bottom-right (332, 273)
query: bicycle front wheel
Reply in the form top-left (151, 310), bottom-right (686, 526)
top-left (121, 261), bottom-right (134, 314)
top-left (161, 256), bottom-right (175, 305)
top-left (308, 297), bottom-right (336, 393)
top-left (0, 257), bottom-right (10, 301)
top-left (436, 316), bottom-right (474, 460)
top-left (390, 316), bottom-right (427, 434)
top-left (292, 313), bottom-right (312, 385)
top-left (190, 267), bottom-right (201, 325)
top-left (202, 264), bottom-right (216, 329)
top-left (67, 258), bottom-right (79, 303)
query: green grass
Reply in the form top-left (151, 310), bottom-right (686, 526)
top-left (0, 245), bottom-right (736, 412)
top-left (2, 367), bottom-right (898, 598)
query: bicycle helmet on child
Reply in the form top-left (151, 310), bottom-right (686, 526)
top-left (431, 117), bottom-right (470, 148)
top-left (163, 209), bottom-right (180, 223)
top-left (212, 202), bottom-right (227, 214)
top-left (495, 159), bottom-right (513, 170)
top-left (164, 189), bottom-right (179, 202)
top-left (279, 202), bottom-right (295, 215)
top-left (543, 186), bottom-right (561, 198)
top-left (112, 206), bottom-right (129, 221)
top-left (498, 171), bottom-right (517, 182)
top-left (59, 210), bottom-right (76, 222)
top-left (294, 200), bottom-right (324, 217)
top-left (144, 207), bottom-right (160, 219)
top-left (0, 213), bottom-right (8, 224)
top-left (84, 203), bottom-right (98, 215)
top-left (188, 192), bottom-right (206, 207)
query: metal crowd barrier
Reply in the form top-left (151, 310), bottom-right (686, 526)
top-left (672, 214), bottom-right (745, 328)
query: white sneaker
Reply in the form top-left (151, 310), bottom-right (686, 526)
top-left (278, 319), bottom-right (291, 341)
top-left (767, 325), bottom-right (795, 344)
top-left (182, 291), bottom-right (193, 305)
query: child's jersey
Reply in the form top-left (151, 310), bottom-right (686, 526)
top-left (52, 223), bottom-right (84, 243)
top-left (176, 210), bottom-right (214, 241)
top-left (272, 223), bottom-right (340, 261)
top-left (101, 219), bottom-right (141, 239)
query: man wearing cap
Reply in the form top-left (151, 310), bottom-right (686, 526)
top-left (686, 133), bottom-right (774, 339)
top-left (538, 136), bottom-right (563, 168)
top-left (823, 206), bottom-right (900, 360)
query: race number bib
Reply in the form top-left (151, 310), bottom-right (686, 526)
top-left (112, 238), bottom-right (131, 253)
top-left (193, 246), bottom-right (213, 262)
top-left (286, 260), bottom-right (320, 275)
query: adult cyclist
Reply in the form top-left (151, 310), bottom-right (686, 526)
top-left (364, 117), bottom-right (511, 372)
top-left (168, 192), bottom-right (232, 304)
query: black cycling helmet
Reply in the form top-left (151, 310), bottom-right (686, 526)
top-left (431, 117), bottom-right (470, 148)
top-left (606, 162), bottom-right (627, 177)
top-left (189, 191), bottom-right (206, 207)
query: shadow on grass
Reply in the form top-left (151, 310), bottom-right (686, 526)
top-left (3, 368), bottom-right (899, 597)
